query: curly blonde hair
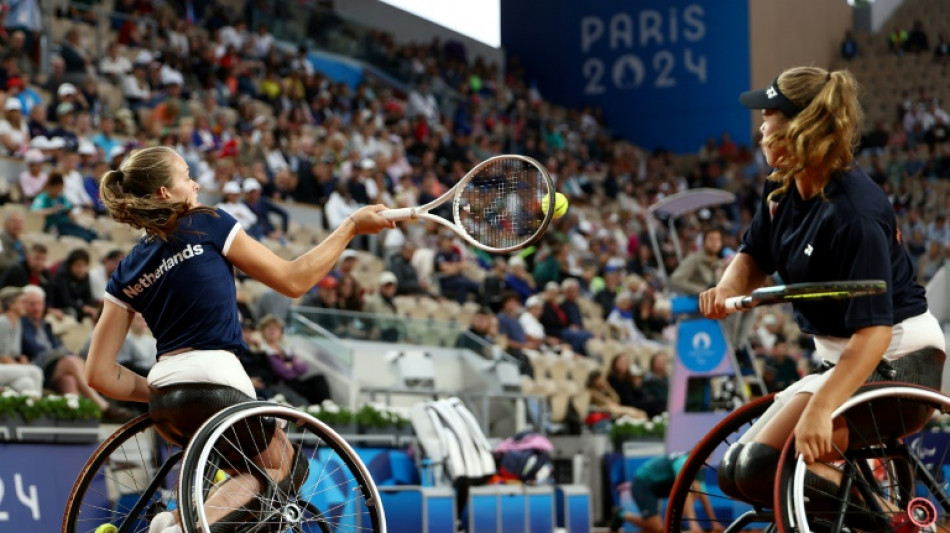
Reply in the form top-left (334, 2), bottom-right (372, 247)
top-left (762, 66), bottom-right (863, 202)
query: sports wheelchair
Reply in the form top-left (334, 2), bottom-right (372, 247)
top-left (63, 384), bottom-right (385, 533)
top-left (667, 349), bottom-right (950, 532)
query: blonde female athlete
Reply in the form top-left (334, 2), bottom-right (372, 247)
top-left (700, 67), bottom-right (945, 517)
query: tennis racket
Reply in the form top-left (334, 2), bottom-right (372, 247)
top-left (380, 154), bottom-right (555, 254)
top-left (724, 280), bottom-right (887, 313)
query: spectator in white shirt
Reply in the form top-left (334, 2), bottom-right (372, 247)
top-left (88, 249), bottom-right (125, 304)
top-left (166, 20), bottom-right (190, 58)
top-left (324, 182), bottom-right (361, 229)
top-left (122, 63), bottom-right (151, 111)
top-left (18, 149), bottom-right (47, 201)
top-left (218, 20), bottom-right (248, 52)
top-left (406, 79), bottom-right (440, 126)
top-left (59, 147), bottom-right (94, 212)
top-left (755, 313), bottom-right (784, 352)
top-left (290, 45), bottom-right (314, 76)
top-left (262, 130), bottom-right (288, 174)
top-left (251, 24), bottom-right (275, 59)
top-left (607, 291), bottom-right (649, 343)
top-left (0, 98), bottom-right (29, 156)
top-left (99, 41), bottom-right (132, 83)
top-left (216, 181), bottom-right (257, 229)
top-left (123, 313), bottom-right (157, 376)
top-left (519, 295), bottom-right (549, 346)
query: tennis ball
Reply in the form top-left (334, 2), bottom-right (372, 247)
top-left (542, 192), bottom-right (569, 219)
top-left (93, 525), bottom-right (117, 533)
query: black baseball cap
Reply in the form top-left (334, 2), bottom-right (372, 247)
top-left (739, 78), bottom-right (803, 118)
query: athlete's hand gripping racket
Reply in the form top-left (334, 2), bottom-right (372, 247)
top-left (380, 155), bottom-right (555, 254)
top-left (723, 280), bottom-right (887, 313)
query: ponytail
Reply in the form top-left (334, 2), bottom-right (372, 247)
top-left (764, 67), bottom-right (862, 203)
top-left (99, 146), bottom-right (214, 241)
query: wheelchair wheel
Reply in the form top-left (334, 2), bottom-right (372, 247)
top-left (63, 413), bottom-right (183, 533)
top-left (665, 393), bottom-right (776, 532)
top-left (178, 402), bottom-right (385, 533)
top-left (775, 384), bottom-right (950, 533)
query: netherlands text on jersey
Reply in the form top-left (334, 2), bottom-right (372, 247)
top-left (122, 243), bottom-right (204, 299)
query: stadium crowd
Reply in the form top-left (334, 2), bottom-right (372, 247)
top-left (0, 1), bottom-right (947, 428)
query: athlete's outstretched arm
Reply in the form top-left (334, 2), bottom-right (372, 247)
top-left (227, 204), bottom-right (394, 298)
top-left (85, 300), bottom-right (150, 403)
top-left (699, 252), bottom-right (769, 319)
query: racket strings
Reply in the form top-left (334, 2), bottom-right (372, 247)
top-left (457, 158), bottom-right (550, 250)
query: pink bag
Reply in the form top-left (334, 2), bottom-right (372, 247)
top-left (494, 431), bottom-right (554, 454)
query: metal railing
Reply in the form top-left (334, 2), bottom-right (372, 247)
top-left (293, 305), bottom-right (485, 352)
top-left (288, 312), bottom-right (356, 377)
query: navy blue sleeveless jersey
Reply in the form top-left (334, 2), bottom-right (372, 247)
top-left (739, 166), bottom-right (927, 338)
top-left (104, 208), bottom-right (247, 356)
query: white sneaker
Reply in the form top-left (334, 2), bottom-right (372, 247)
top-left (149, 511), bottom-right (176, 533)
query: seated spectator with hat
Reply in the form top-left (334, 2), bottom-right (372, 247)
top-left (18, 149), bottom-right (48, 202)
top-left (107, 144), bottom-right (127, 169)
top-left (330, 248), bottom-right (360, 280)
top-left (0, 97), bottom-right (29, 156)
top-left (48, 82), bottom-right (88, 125)
top-left (363, 271), bottom-right (404, 342)
top-left (216, 181), bottom-right (257, 229)
top-left (243, 177), bottom-right (289, 241)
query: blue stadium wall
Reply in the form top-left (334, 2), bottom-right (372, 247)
top-left (501, 0), bottom-right (854, 155)
top-left (501, 0), bottom-right (751, 154)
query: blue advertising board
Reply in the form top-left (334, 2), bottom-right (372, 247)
top-left (0, 443), bottom-right (99, 530)
top-left (500, 0), bottom-right (751, 153)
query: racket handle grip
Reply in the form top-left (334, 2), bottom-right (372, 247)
top-left (380, 207), bottom-right (417, 221)
top-left (724, 296), bottom-right (752, 313)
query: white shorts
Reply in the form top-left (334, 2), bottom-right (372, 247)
top-left (147, 350), bottom-right (257, 399)
top-left (774, 311), bottom-right (945, 405)
top-left (738, 311), bottom-right (946, 444)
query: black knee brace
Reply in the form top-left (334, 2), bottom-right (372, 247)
top-left (735, 442), bottom-right (781, 507)
top-left (717, 442), bottom-right (745, 501)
